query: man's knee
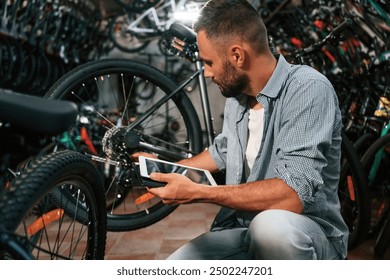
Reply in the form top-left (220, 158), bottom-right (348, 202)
top-left (249, 210), bottom-right (300, 247)
top-left (247, 210), bottom-right (316, 259)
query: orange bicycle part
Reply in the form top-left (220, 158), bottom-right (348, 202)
top-left (347, 175), bottom-right (356, 201)
top-left (80, 127), bottom-right (98, 155)
top-left (135, 193), bottom-right (155, 205)
top-left (27, 209), bottom-right (64, 236)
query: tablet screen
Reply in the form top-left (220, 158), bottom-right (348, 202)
top-left (139, 156), bottom-right (217, 186)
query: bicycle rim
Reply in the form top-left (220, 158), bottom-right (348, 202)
top-left (45, 58), bottom-right (203, 231)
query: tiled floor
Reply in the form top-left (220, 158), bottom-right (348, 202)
top-left (105, 203), bottom-right (219, 260)
top-left (105, 203), bottom-right (390, 260)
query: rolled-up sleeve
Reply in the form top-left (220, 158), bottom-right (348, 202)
top-left (208, 132), bottom-right (227, 171)
top-left (208, 100), bottom-right (231, 171)
top-left (272, 74), bottom-right (341, 212)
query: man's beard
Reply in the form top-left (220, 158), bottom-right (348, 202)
top-left (217, 60), bottom-right (250, 98)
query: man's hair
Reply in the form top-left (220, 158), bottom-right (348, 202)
top-left (193, 0), bottom-right (269, 53)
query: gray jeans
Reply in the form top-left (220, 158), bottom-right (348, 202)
top-left (167, 209), bottom-right (342, 260)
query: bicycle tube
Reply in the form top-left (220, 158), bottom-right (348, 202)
top-left (45, 58), bottom-right (203, 231)
top-left (0, 150), bottom-right (107, 259)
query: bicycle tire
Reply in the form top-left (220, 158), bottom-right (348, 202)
top-left (360, 132), bottom-right (390, 237)
top-left (0, 229), bottom-right (34, 260)
top-left (8, 41), bottom-right (37, 91)
top-left (353, 132), bottom-right (378, 159)
top-left (0, 150), bottom-right (107, 260)
top-left (45, 58), bottom-right (203, 231)
top-left (339, 132), bottom-right (371, 249)
top-left (374, 211), bottom-right (390, 258)
top-left (1, 37), bottom-right (26, 90)
top-left (0, 36), bottom-right (15, 86)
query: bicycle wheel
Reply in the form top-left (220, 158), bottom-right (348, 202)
top-left (338, 132), bottom-right (371, 249)
top-left (0, 150), bottom-right (107, 260)
top-left (361, 132), bottom-right (390, 237)
top-left (108, 13), bottom-right (152, 53)
top-left (45, 58), bottom-right (203, 231)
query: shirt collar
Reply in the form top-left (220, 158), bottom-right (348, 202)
top-left (256, 54), bottom-right (290, 100)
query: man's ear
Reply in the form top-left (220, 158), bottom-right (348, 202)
top-left (230, 46), bottom-right (245, 67)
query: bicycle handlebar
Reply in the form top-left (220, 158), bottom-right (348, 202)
top-left (168, 22), bottom-right (196, 44)
top-left (299, 17), bottom-right (353, 56)
top-left (164, 23), bottom-right (199, 62)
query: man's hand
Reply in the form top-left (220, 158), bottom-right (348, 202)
top-left (147, 172), bottom-right (202, 205)
top-left (131, 151), bottom-right (157, 162)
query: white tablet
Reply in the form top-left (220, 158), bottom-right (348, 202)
top-left (138, 156), bottom-right (217, 186)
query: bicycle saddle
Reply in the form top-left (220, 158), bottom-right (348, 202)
top-left (0, 91), bottom-right (78, 135)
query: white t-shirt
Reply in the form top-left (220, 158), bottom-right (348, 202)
top-left (245, 108), bottom-right (264, 176)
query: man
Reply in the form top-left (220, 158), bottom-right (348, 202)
top-left (144, 0), bottom-right (349, 259)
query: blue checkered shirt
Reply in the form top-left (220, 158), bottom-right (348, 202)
top-left (208, 54), bottom-right (349, 259)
